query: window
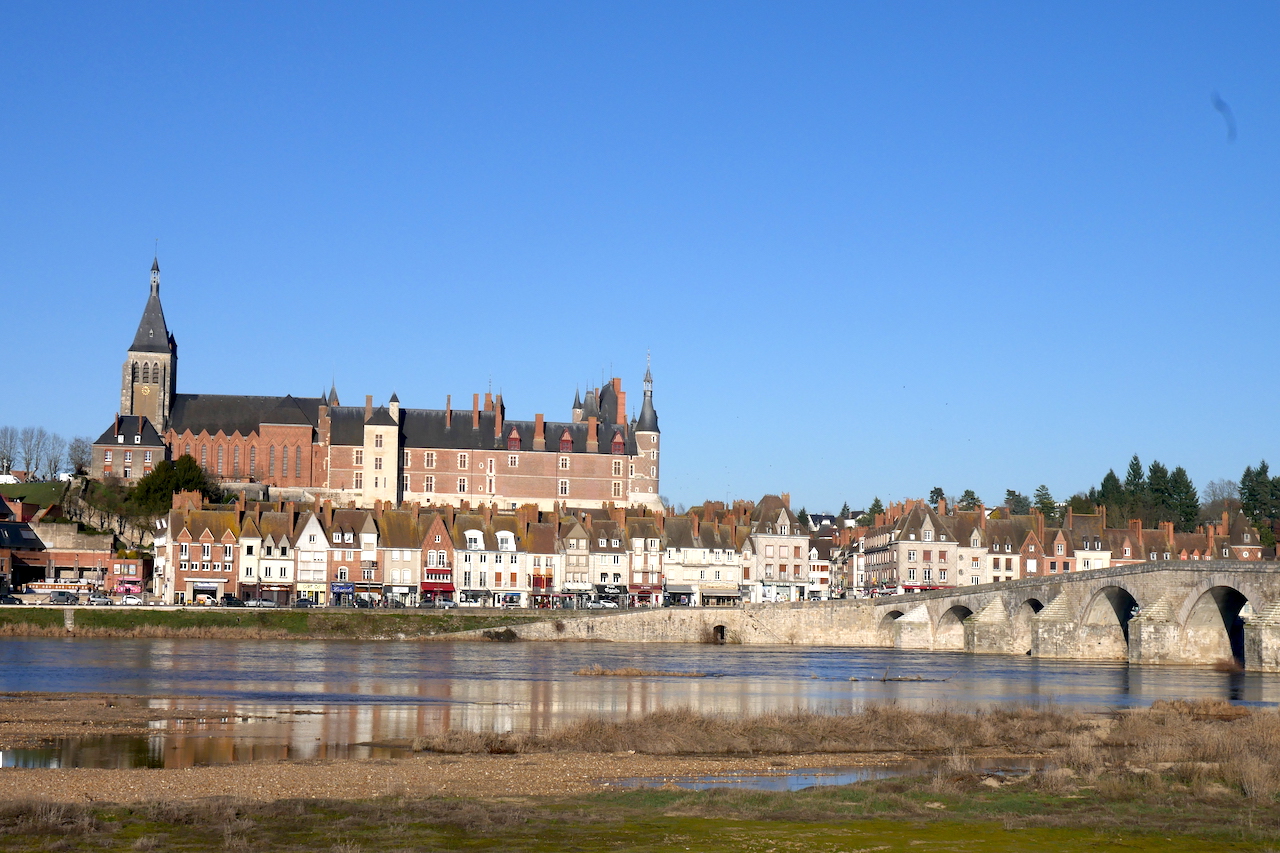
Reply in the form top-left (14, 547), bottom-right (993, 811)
top-left (338, 567), bottom-right (348, 580)
top-left (144, 451), bottom-right (152, 464)
top-left (559, 479), bottom-right (569, 496)
top-left (281, 445), bottom-right (288, 476)
top-left (217, 446), bottom-right (224, 474)
top-left (1245, 534), bottom-right (1252, 543)
top-left (612, 460), bottom-right (623, 477)
top-left (457, 453), bottom-right (468, 469)
top-left (375, 434), bottom-right (383, 449)
top-left (354, 472), bottom-right (363, 489)
top-left (223, 545), bottom-right (233, 560)
top-left (923, 569), bottom-right (932, 581)
top-left (180, 543), bottom-right (189, 559)
top-left (612, 481), bottom-right (623, 498)
top-left (908, 568), bottom-right (916, 581)
top-left (458, 477), bottom-right (467, 492)
top-left (135, 435), bottom-right (141, 444)
top-left (1123, 547), bottom-right (1131, 557)
top-left (424, 476), bottom-right (434, 492)
top-left (201, 544), bottom-right (212, 559)
top-left (233, 446), bottom-right (240, 475)
top-left (1056, 543), bottom-right (1064, 555)
top-left (908, 550), bottom-right (917, 561)
top-left (104, 450), bottom-right (112, 462)
top-left (268, 446), bottom-right (275, 476)
top-left (124, 451), bottom-right (132, 463)
top-left (296, 448), bottom-right (302, 477)
top-left (939, 569), bottom-right (947, 582)
top-left (355, 449), bottom-right (363, 465)
top-left (560, 433), bottom-right (573, 452)
top-left (923, 529), bottom-right (933, 542)
top-left (508, 454), bottom-right (518, 467)
top-left (939, 550), bottom-right (948, 562)
top-left (333, 532), bottom-right (341, 543)
top-left (923, 550), bottom-right (932, 561)
top-left (245, 544), bottom-right (254, 556)
top-left (374, 456), bottom-right (382, 470)
top-left (249, 446), bottom-right (257, 476)
top-left (401, 473), bottom-right (409, 491)
top-left (559, 456), bottom-right (570, 470)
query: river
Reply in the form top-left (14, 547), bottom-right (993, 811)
top-left (2, 637), bottom-right (1278, 768)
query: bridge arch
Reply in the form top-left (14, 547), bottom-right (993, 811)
top-left (877, 609), bottom-right (905, 646)
top-left (1011, 597), bottom-right (1044, 655)
top-left (935, 604), bottom-right (973, 650)
top-left (1176, 581), bottom-right (1259, 667)
top-left (1079, 585), bottom-right (1141, 660)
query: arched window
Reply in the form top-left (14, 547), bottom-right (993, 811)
top-left (217, 445), bottom-right (224, 475)
top-left (200, 445), bottom-right (207, 468)
top-left (269, 446), bottom-right (276, 477)
top-left (141, 363), bottom-right (150, 384)
top-left (233, 445), bottom-right (241, 476)
top-left (295, 446), bottom-right (302, 477)
top-left (281, 446), bottom-right (289, 477)
top-left (131, 362), bottom-right (139, 383)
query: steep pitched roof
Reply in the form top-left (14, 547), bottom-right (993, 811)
top-left (169, 394), bottom-right (324, 438)
top-left (130, 281), bottom-right (172, 354)
top-left (94, 415), bottom-right (166, 447)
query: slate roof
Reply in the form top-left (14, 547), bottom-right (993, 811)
top-left (0, 522), bottom-right (43, 550)
top-left (94, 415), bottom-right (167, 448)
top-left (636, 390), bottom-right (659, 432)
top-left (130, 277), bottom-right (172, 354)
top-left (169, 394), bottom-right (325, 437)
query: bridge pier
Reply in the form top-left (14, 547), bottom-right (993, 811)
top-left (963, 599), bottom-right (1011, 654)
top-left (1245, 603), bottom-right (1280, 673)
top-left (893, 605), bottom-right (934, 649)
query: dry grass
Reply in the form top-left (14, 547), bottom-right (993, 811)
top-left (574, 664), bottom-right (706, 677)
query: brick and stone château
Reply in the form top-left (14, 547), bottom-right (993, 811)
top-left (91, 259), bottom-right (662, 512)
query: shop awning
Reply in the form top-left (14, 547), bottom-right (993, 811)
top-left (420, 582), bottom-right (456, 592)
top-left (702, 589), bottom-right (742, 598)
top-left (666, 585), bottom-right (696, 594)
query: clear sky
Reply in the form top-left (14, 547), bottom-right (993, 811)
top-left (2, 2), bottom-right (1277, 513)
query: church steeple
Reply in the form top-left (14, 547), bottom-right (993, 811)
top-left (121, 257), bottom-right (178, 432)
top-left (637, 357), bottom-right (658, 433)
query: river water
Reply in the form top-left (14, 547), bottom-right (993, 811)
top-left (2, 637), bottom-right (1277, 769)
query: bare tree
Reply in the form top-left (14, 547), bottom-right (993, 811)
top-left (68, 437), bottom-right (93, 475)
top-left (0, 426), bottom-right (16, 474)
top-left (19, 427), bottom-right (39, 476)
top-left (1203, 479), bottom-right (1240, 504)
top-left (44, 434), bottom-right (67, 479)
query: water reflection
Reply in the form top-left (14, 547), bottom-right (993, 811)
top-left (3, 637), bottom-right (1280, 769)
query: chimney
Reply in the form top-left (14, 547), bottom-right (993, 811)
top-left (1065, 505), bottom-right (1073, 527)
top-left (937, 496), bottom-right (947, 515)
top-left (494, 394), bottom-right (504, 439)
top-left (610, 505), bottom-right (625, 528)
top-left (978, 504), bottom-right (986, 530)
top-left (533, 414), bottom-right (545, 450)
top-left (781, 492), bottom-right (791, 509)
top-left (1222, 510), bottom-right (1230, 532)
top-left (691, 510), bottom-right (701, 537)
top-left (1099, 504), bottom-right (1106, 529)
top-left (365, 395), bottom-right (373, 421)
top-left (323, 500), bottom-right (333, 527)
top-left (586, 416), bottom-right (598, 452)
top-left (1035, 508), bottom-right (1044, 544)
top-left (1129, 518), bottom-right (1141, 534)
top-left (484, 392), bottom-right (493, 412)
top-left (472, 393), bottom-right (480, 430)
top-left (445, 395), bottom-right (452, 429)
top-left (656, 511), bottom-right (665, 533)
top-left (373, 501), bottom-right (383, 520)
top-left (481, 503), bottom-right (492, 524)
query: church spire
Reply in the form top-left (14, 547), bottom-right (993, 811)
top-left (150, 257), bottom-right (160, 296)
top-left (131, 257), bottom-right (172, 354)
top-left (637, 356), bottom-right (658, 433)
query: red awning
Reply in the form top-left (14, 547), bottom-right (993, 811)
top-left (420, 582), bottom-right (456, 592)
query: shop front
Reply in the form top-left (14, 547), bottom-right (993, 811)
top-left (383, 585), bottom-right (414, 606)
top-left (353, 581), bottom-right (382, 605)
top-left (594, 583), bottom-right (628, 606)
top-left (664, 584), bottom-right (696, 607)
top-left (529, 576), bottom-right (552, 608)
top-left (297, 583), bottom-right (326, 605)
top-left (330, 582), bottom-right (355, 606)
top-left (458, 588), bottom-right (491, 607)
top-left (259, 583), bottom-right (293, 606)
top-left (190, 580), bottom-right (222, 605)
top-left (419, 581), bottom-right (455, 605)
top-left (629, 583), bottom-right (660, 607)
top-left (556, 582), bottom-right (593, 609)
top-left (496, 591), bottom-right (524, 608)
top-left (700, 587), bottom-right (742, 607)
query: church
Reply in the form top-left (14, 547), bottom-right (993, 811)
top-left (91, 260), bottom-right (662, 511)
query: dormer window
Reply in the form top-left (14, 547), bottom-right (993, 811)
top-left (1123, 547), bottom-right (1131, 556)
top-left (560, 431), bottom-right (573, 453)
top-left (971, 538), bottom-right (979, 547)
top-left (134, 435), bottom-right (141, 444)
top-left (1056, 543), bottom-right (1064, 555)
top-left (611, 539), bottom-right (619, 547)
top-left (1245, 534), bottom-right (1252, 543)
top-left (117, 435), bottom-right (124, 444)
top-left (344, 532), bottom-right (353, 543)
top-left (923, 530), bottom-right (933, 542)
top-left (466, 531), bottom-right (483, 550)
top-left (508, 434), bottom-right (521, 451)
top-left (598, 538), bottom-right (606, 547)
top-left (1004, 543), bottom-right (1011, 553)
top-left (332, 532), bottom-right (341, 543)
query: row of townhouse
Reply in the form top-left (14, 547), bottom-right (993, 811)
top-left (835, 498), bottom-right (1265, 593)
top-left (0, 497), bottom-right (152, 596)
top-left (154, 491), bottom-right (835, 607)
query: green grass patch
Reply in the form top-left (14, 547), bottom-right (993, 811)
top-left (0, 608), bottom-right (64, 630)
top-left (73, 609), bottom-right (312, 634)
top-left (0, 784), bottom-right (1270, 853)
top-left (0, 481), bottom-right (67, 507)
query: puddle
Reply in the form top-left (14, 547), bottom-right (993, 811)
top-left (615, 756), bottom-right (1050, 792)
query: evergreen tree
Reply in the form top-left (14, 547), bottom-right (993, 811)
top-left (928, 486), bottom-right (945, 505)
top-left (859, 496), bottom-right (884, 526)
top-left (1168, 466), bottom-right (1199, 532)
top-left (796, 507), bottom-right (810, 528)
top-left (1147, 460), bottom-right (1172, 524)
top-left (1240, 461), bottom-right (1280, 546)
top-left (1124, 454), bottom-right (1146, 495)
top-left (956, 489), bottom-right (981, 511)
top-left (1033, 485), bottom-right (1056, 520)
top-left (1005, 489), bottom-right (1031, 515)
top-left (1067, 493), bottom-right (1096, 516)
top-left (131, 454), bottom-right (222, 516)
top-left (838, 502), bottom-right (851, 519)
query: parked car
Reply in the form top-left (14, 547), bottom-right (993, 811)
top-left (47, 591), bottom-right (80, 605)
top-left (353, 598), bottom-right (374, 609)
top-left (418, 598), bottom-right (456, 609)
top-left (585, 599), bottom-right (619, 609)
top-left (244, 598), bottom-right (278, 608)
top-left (221, 594), bottom-right (246, 607)
top-left (0, 594), bottom-right (23, 605)
top-left (120, 594), bottom-right (144, 606)
top-left (87, 593), bottom-right (114, 606)
top-left (292, 599), bottom-right (316, 608)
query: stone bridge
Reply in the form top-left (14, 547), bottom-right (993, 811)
top-left (499, 561), bottom-right (1280, 671)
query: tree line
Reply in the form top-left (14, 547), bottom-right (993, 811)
top-left (0, 426), bottom-right (93, 480)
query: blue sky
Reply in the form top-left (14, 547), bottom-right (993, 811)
top-left (2, 2), bottom-right (1277, 513)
